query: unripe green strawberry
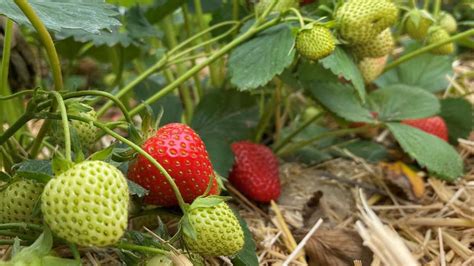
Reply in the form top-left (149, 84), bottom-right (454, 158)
top-left (426, 27), bottom-right (454, 55)
top-left (52, 104), bottom-right (98, 149)
top-left (351, 29), bottom-right (394, 58)
top-left (41, 161), bottom-right (129, 247)
top-left (0, 179), bottom-right (43, 224)
top-left (184, 202), bottom-right (244, 256)
top-left (438, 12), bottom-right (457, 33)
top-left (296, 25), bottom-right (336, 61)
top-left (358, 56), bottom-right (388, 84)
top-left (255, 0), bottom-right (298, 15)
top-left (404, 9), bottom-right (433, 40)
top-left (336, 0), bottom-right (398, 44)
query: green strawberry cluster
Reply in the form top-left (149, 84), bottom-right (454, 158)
top-left (334, 0), bottom-right (398, 84)
top-left (403, 8), bottom-right (457, 55)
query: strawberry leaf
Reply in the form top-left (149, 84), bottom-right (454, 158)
top-left (387, 123), bottom-right (463, 180)
top-left (320, 47), bottom-right (366, 101)
top-left (376, 43), bottom-right (453, 92)
top-left (189, 196), bottom-right (224, 210)
top-left (14, 160), bottom-right (53, 183)
top-left (0, 171), bottom-right (11, 182)
top-left (181, 214), bottom-right (197, 240)
top-left (231, 209), bottom-right (258, 266)
top-left (306, 81), bottom-right (374, 123)
top-left (368, 84), bottom-right (440, 121)
top-left (440, 98), bottom-right (473, 143)
top-left (126, 179), bottom-right (149, 197)
top-left (89, 145), bottom-right (115, 161)
top-left (191, 90), bottom-right (258, 177)
top-left (228, 23), bottom-right (296, 90)
top-left (0, 1), bottom-right (120, 34)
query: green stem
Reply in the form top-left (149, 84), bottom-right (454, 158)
top-left (423, 0), bottom-right (430, 10)
top-left (14, 0), bottom-right (63, 91)
top-left (432, 0), bottom-right (441, 16)
top-left (1, 19), bottom-right (13, 94)
top-left (0, 239), bottom-right (29, 245)
top-left (411, 0), bottom-right (417, 8)
top-left (254, 94), bottom-right (276, 143)
top-left (232, 0), bottom-right (240, 31)
top-left (193, 0), bottom-right (221, 88)
top-left (182, 4), bottom-right (203, 103)
top-left (29, 121), bottom-right (51, 158)
top-left (67, 242), bottom-right (81, 261)
top-left (273, 112), bottom-right (323, 152)
top-left (162, 16), bottom-right (194, 123)
top-left (288, 7), bottom-right (305, 27)
top-left (0, 90), bottom-right (36, 101)
top-left (384, 29), bottom-right (474, 73)
top-left (63, 90), bottom-right (133, 124)
top-left (129, 18), bottom-right (281, 116)
top-left (0, 230), bottom-right (37, 241)
top-left (116, 242), bottom-right (169, 255)
top-left (0, 113), bottom-right (33, 146)
top-left (0, 223), bottom-right (43, 231)
top-left (96, 55), bottom-right (168, 117)
top-left (277, 126), bottom-right (371, 156)
top-left (50, 92), bottom-right (71, 161)
top-left (40, 113), bottom-right (188, 212)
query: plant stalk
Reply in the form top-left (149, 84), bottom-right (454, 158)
top-left (273, 112), bottom-right (323, 152)
top-left (14, 0), bottom-right (63, 91)
top-left (384, 29), bottom-right (474, 73)
top-left (129, 18), bottom-right (281, 116)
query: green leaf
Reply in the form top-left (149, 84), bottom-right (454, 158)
top-left (189, 196), bottom-right (224, 210)
top-left (387, 123), bottom-right (463, 180)
top-left (440, 98), bottom-right (474, 143)
top-left (181, 214), bottom-right (197, 240)
top-left (335, 140), bottom-right (389, 163)
top-left (12, 228), bottom-right (52, 263)
top-left (320, 47), bottom-right (366, 101)
top-left (89, 145), bottom-right (115, 161)
top-left (228, 23), bottom-right (296, 90)
top-left (0, 171), bottom-right (11, 182)
top-left (191, 90), bottom-right (259, 177)
top-left (15, 160), bottom-right (53, 183)
top-left (376, 45), bottom-right (454, 92)
top-left (41, 256), bottom-right (81, 266)
top-left (0, 0), bottom-right (121, 33)
top-left (306, 81), bottom-right (374, 123)
top-left (368, 84), bottom-right (440, 122)
top-left (127, 179), bottom-right (149, 197)
top-left (231, 210), bottom-right (258, 266)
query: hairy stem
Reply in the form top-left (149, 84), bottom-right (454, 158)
top-left (14, 0), bottom-right (63, 91)
top-left (273, 112), bottom-right (324, 153)
top-left (116, 242), bottom-right (169, 255)
top-left (50, 92), bottom-right (71, 161)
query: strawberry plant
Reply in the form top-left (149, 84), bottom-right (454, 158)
top-left (0, 0), bottom-right (472, 264)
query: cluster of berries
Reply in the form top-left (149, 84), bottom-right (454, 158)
top-left (1, 119), bottom-right (282, 257)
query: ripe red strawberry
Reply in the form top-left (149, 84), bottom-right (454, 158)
top-left (229, 141), bottom-right (280, 203)
top-left (128, 123), bottom-right (219, 206)
top-left (300, 0), bottom-right (315, 5)
top-left (401, 116), bottom-right (448, 141)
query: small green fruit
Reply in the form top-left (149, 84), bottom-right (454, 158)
top-left (438, 12), bottom-right (457, 33)
top-left (41, 160), bottom-right (129, 247)
top-left (255, 0), bottom-right (298, 15)
top-left (404, 9), bottom-right (434, 40)
top-left (351, 29), bottom-right (394, 58)
top-left (296, 25), bottom-right (336, 61)
top-left (336, 0), bottom-right (398, 44)
top-left (426, 27), bottom-right (454, 55)
top-left (0, 179), bottom-right (43, 224)
top-left (358, 56), bottom-right (388, 84)
top-left (184, 202), bottom-right (244, 256)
